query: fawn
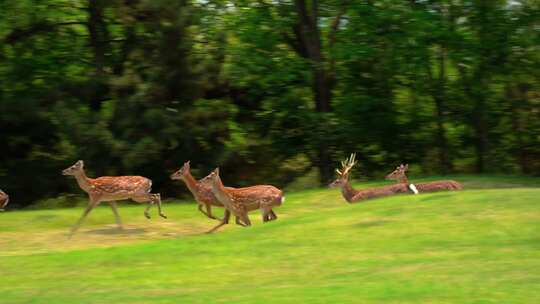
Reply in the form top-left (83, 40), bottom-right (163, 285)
top-left (63, 160), bottom-right (166, 235)
top-left (385, 164), bottom-right (462, 193)
top-left (204, 168), bottom-right (284, 233)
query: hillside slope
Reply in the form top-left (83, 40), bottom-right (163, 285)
top-left (0, 176), bottom-right (539, 303)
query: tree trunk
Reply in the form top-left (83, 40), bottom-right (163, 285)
top-left (472, 83), bottom-right (489, 173)
top-left (87, 0), bottom-right (110, 111)
top-left (433, 46), bottom-right (452, 173)
top-left (293, 0), bottom-right (335, 184)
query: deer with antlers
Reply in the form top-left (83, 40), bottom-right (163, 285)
top-left (0, 189), bottom-right (9, 211)
top-left (170, 161), bottom-right (255, 226)
top-left (62, 160), bottom-right (166, 236)
top-left (204, 168), bottom-right (284, 233)
top-left (385, 164), bottom-right (462, 193)
top-left (329, 153), bottom-right (410, 203)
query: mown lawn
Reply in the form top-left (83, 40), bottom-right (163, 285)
top-left (0, 175), bottom-right (539, 303)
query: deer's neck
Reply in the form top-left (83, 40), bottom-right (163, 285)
top-left (74, 171), bottom-right (92, 192)
top-left (181, 171), bottom-right (199, 195)
top-left (341, 180), bottom-right (357, 203)
top-left (211, 177), bottom-right (233, 207)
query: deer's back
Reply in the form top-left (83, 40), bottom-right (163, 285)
top-left (352, 183), bottom-right (408, 202)
top-left (227, 185), bottom-right (283, 208)
top-left (90, 176), bottom-right (152, 196)
top-left (416, 180), bottom-right (462, 192)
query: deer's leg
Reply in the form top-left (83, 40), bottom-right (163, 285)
top-left (139, 193), bottom-right (166, 219)
top-left (70, 198), bottom-right (99, 237)
top-left (109, 201), bottom-right (123, 230)
top-left (269, 210), bottom-right (277, 221)
top-left (261, 208), bottom-right (273, 223)
top-left (153, 193), bottom-right (167, 219)
top-left (198, 203), bottom-right (218, 220)
top-left (235, 216), bottom-right (248, 227)
top-left (207, 209), bottom-right (231, 233)
top-left (240, 210), bottom-right (251, 227)
top-left (205, 204), bottom-right (220, 220)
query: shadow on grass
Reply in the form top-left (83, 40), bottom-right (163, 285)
top-left (420, 194), bottom-right (453, 202)
top-left (84, 227), bottom-right (147, 235)
top-left (355, 220), bottom-right (392, 228)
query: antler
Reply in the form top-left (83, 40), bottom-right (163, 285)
top-left (336, 153), bottom-right (357, 177)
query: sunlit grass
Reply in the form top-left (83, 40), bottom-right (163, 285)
top-left (0, 176), bottom-right (539, 303)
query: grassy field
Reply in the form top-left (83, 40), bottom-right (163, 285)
top-left (0, 175), bottom-right (539, 303)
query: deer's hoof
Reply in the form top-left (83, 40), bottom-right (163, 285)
top-left (159, 213), bottom-right (167, 219)
top-left (144, 213), bottom-right (151, 219)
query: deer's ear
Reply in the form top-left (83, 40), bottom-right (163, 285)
top-left (184, 160), bottom-right (190, 168)
top-left (404, 164), bottom-right (409, 170)
top-left (77, 160), bottom-right (84, 167)
top-left (215, 167), bottom-right (220, 175)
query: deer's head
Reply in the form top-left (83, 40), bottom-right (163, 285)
top-left (170, 161), bottom-right (191, 180)
top-left (205, 167), bottom-right (220, 184)
top-left (329, 153), bottom-right (357, 188)
top-left (385, 164), bottom-right (408, 181)
top-left (62, 160), bottom-right (84, 176)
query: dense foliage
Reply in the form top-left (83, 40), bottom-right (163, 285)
top-left (1, 0), bottom-right (538, 206)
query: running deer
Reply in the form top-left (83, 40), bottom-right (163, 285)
top-left (329, 153), bottom-right (409, 203)
top-left (385, 164), bottom-right (462, 193)
top-left (170, 161), bottom-right (225, 220)
top-left (205, 168), bottom-right (284, 233)
top-left (170, 161), bottom-right (249, 225)
top-left (62, 160), bottom-right (166, 235)
top-left (0, 189), bottom-right (9, 211)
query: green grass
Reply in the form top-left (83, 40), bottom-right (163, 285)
top-left (0, 175), bottom-right (539, 303)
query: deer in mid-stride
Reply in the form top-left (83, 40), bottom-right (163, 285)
top-left (0, 189), bottom-right (9, 211)
top-left (170, 161), bottom-right (255, 225)
top-left (329, 153), bottom-right (409, 203)
top-left (62, 160), bottom-right (166, 236)
top-left (205, 168), bottom-right (284, 233)
top-left (385, 164), bottom-right (462, 194)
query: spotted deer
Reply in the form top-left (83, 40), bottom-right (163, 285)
top-left (62, 160), bottom-right (166, 235)
top-left (385, 164), bottom-right (462, 193)
top-left (0, 189), bottom-right (9, 211)
top-left (329, 153), bottom-right (409, 203)
top-left (204, 168), bottom-right (284, 233)
top-left (170, 161), bottom-right (252, 225)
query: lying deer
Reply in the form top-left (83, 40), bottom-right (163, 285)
top-left (0, 189), bottom-right (9, 211)
top-left (385, 164), bottom-right (462, 193)
top-left (62, 160), bottom-right (166, 236)
top-left (329, 153), bottom-right (409, 203)
top-left (170, 161), bottom-right (253, 225)
top-left (205, 168), bottom-right (284, 233)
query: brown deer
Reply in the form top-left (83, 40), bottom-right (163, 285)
top-left (0, 189), bottom-right (9, 211)
top-left (204, 168), bottom-right (284, 233)
top-left (170, 161), bottom-right (252, 226)
top-left (62, 160), bottom-right (166, 235)
top-left (329, 153), bottom-right (409, 203)
top-left (170, 161), bottom-right (225, 220)
top-left (385, 164), bottom-right (462, 193)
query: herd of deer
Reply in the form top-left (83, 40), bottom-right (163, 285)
top-left (0, 154), bottom-right (462, 235)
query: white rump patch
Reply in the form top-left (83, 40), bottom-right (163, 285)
top-left (281, 196), bottom-right (286, 203)
top-left (409, 184), bottom-right (419, 195)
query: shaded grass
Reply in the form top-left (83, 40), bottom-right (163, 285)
top-left (0, 176), bottom-right (539, 303)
